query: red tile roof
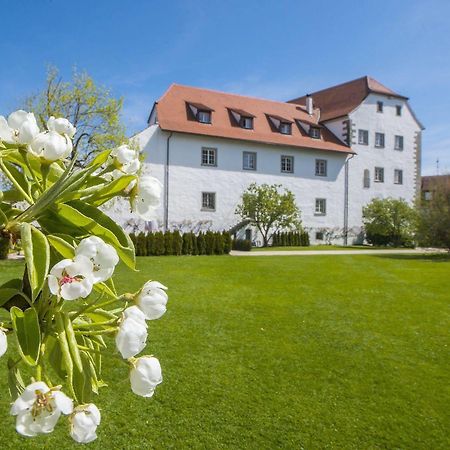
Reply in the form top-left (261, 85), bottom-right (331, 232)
top-left (155, 84), bottom-right (353, 154)
top-left (289, 76), bottom-right (408, 122)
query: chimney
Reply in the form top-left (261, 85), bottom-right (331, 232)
top-left (306, 94), bottom-right (313, 115)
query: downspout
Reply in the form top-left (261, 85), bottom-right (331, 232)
top-left (343, 153), bottom-right (355, 246)
top-left (164, 132), bottom-right (173, 232)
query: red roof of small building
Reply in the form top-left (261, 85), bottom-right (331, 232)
top-left (154, 84), bottom-right (353, 154)
top-left (289, 76), bottom-right (408, 122)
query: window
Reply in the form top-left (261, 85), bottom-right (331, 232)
top-left (377, 101), bottom-right (383, 113)
top-left (375, 132), bottom-right (385, 148)
top-left (281, 155), bottom-right (294, 173)
top-left (424, 191), bottom-right (432, 201)
top-left (395, 135), bottom-right (404, 150)
top-left (394, 169), bottom-right (403, 185)
top-left (315, 231), bottom-right (324, 240)
top-left (363, 169), bottom-right (370, 188)
top-left (358, 129), bottom-right (369, 145)
top-left (396, 105), bottom-right (402, 116)
top-left (310, 127), bottom-right (321, 139)
top-left (315, 159), bottom-right (327, 177)
top-left (245, 229), bottom-right (252, 241)
top-left (201, 192), bottom-right (216, 211)
top-left (374, 167), bottom-right (384, 183)
top-left (240, 116), bottom-right (253, 129)
top-left (315, 198), bottom-right (327, 215)
top-left (201, 147), bottom-right (217, 166)
top-left (279, 122), bottom-right (292, 135)
top-left (243, 151), bottom-right (257, 170)
top-left (197, 110), bottom-right (211, 124)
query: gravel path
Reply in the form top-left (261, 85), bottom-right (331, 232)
top-left (230, 248), bottom-right (447, 257)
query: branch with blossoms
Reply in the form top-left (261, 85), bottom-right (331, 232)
top-left (0, 110), bottom-right (166, 443)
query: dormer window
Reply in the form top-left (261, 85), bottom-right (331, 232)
top-left (240, 116), bottom-right (253, 129)
top-left (279, 122), bottom-right (292, 135)
top-left (186, 102), bottom-right (213, 124)
top-left (228, 108), bottom-right (255, 130)
top-left (309, 127), bottom-right (321, 139)
top-left (197, 110), bottom-right (211, 124)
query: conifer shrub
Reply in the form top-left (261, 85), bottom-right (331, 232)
top-left (191, 232), bottom-right (199, 255)
top-left (232, 238), bottom-right (252, 251)
top-left (222, 231), bottom-right (232, 254)
top-left (197, 232), bottom-right (206, 255)
top-left (146, 232), bottom-right (154, 256)
top-left (214, 232), bottom-right (224, 255)
top-left (164, 231), bottom-right (174, 255)
top-left (136, 232), bottom-right (147, 256)
top-left (172, 230), bottom-right (183, 256)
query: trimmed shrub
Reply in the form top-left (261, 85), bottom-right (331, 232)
top-left (172, 230), bottom-right (183, 256)
top-left (182, 232), bottom-right (193, 255)
top-left (197, 232), bottom-right (206, 255)
top-left (222, 231), bottom-right (232, 254)
top-left (232, 239), bottom-right (252, 251)
top-left (136, 232), bottom-right (147, 256)
top-left (146, 233), bottom-right (154, 256)
top-left (153, 231), bottom-right (165, 256)
top-left (192, 233), bottom-right (199, 255)
top-left (0, 235), bottom-right (9, 259)
top-left (204, 231), bottom-right (215, 255)
top-left (214, 232), bottom-right (224, 255)
top-left (164, 231), bottom-right (174, 255)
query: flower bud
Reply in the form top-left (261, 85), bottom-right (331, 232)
top-left (0, 110), bottom-right (40, 144)
top-left (0, 328), bottom-right (7, 357)
top-left (115, 306), bottom-right (148, 359)
top-left (47, 116), bottom-right (76, 138)
top-left (132, 175), bottom-right (162, 220)
top-left (136, 281), bottom-right (168, 320)
top-left (30, 130), bottom-right (73, 161)
top-left (70, 403), bottom-right (101, 444)
top-left (130, 356), bottom-right (162, 397)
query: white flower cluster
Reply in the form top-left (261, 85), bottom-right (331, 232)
top-left (0, 110), bottom-right (75, 161)
top-left (48, 236), bottom-right (119, 301)
top-left (9, 381), bottom-right (100, 443)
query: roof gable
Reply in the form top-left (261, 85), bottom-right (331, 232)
top-left (288, 76), bottom-right (408, 122)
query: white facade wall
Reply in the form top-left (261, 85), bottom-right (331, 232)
top-left (344, 94), bottom-right (421, 241)
top-left (134, 126), bottom-right (349, 244)
top-left (118, 92), bottom-right (421, 246)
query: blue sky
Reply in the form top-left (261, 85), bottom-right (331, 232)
top-left (0, 0), bottom-right (449, 175)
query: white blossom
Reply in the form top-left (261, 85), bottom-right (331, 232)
top-left (115, 306), bottom-right (148, 359)
top-left (47, 116), bottom-right (76, 138)
top-left (112, 144), bottom-right (141, 175)
top-left (48, 255), bottom-right (94, 300)
top-left (130, 356), bottom-right (162, 397)
top-left (0, 110), bottom-right (40, 145)
top-left (70, 403), bottom-right (101, 444)
top-left (0, 328), bottom-right (7, 357)
top-left (132, 175), bottom-right (162, 220)
top-left (30, 130), bottom-right (73, 161)
top-left (75, 236), bottom-right (119, 283)
top-left (10, 382), bottom-right (73, 437)
top-left (136, 281), bottom-right (168, 320)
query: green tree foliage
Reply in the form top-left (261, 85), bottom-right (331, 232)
top-left (362, 198), bottom-right (417, 247)
top-left (235, 183), bottom-right (301, 247)
top-left (24, 67), bottom-right (126, 166)
top-left (417, 178), bottom-right (450, 248)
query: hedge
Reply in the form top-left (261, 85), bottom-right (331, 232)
top-left (271, 231), bottom-right (310, 247)
top-left (129, 230), bottom-right (232, 256)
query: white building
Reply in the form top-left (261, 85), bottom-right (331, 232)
top-left (126, 76), bottom-right (423, 245)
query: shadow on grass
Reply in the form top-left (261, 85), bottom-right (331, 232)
top-left (373, 253), bottom-right (450, 263)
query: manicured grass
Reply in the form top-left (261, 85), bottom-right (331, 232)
top-left (251, 245), bottom-right (407, 251)
top-left (0, 254), bottom-right (449, 449)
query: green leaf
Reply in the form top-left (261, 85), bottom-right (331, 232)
top-left (62, 312), bottom-right (83, 373)
top-left (0, 279), bottom-right (22, 308)
top-left (46, 335), bottom-right (67, 380)
top-left (20, 223), bottom-right (50, 301)
top-left (87, 149), bottom-right (111, 169)
top-left (84, 175), bottom-right (136, 206)
top-left (55, 201), bottom-right (135, 269)
top-left (47, 234), bottom-right (76, 259)
top-left (7, 358), bottom-right (25, 401)
top-left (72, 351), bottom-right (93, 403)
top-left (55, 312), bottom-right (75, 399)
top-left (10, 306), bottom-right (41, 366)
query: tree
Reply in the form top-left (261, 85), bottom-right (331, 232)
top-left (235, 183), bottom-right (301, 247)
top-left (24, 66), bottom-right (126, 165)
top-left (362, 198), bottom-right (417, 247)
top-left (417, 177), bottom-right (450, 249)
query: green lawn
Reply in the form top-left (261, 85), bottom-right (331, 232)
top-left (0, 254), bottom-right (449, 449)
